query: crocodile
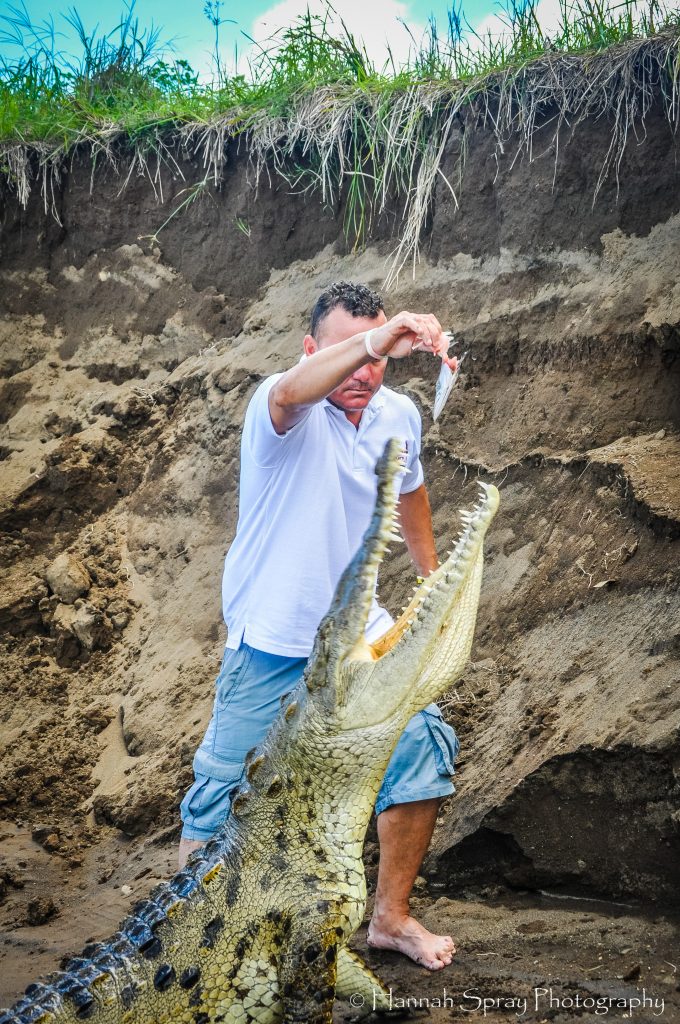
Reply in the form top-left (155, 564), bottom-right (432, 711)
top-left (1, 438), bottom-right (499, 1024)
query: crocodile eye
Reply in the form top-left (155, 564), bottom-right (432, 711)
top-left (284, 701), bottom-right (298, 720)
top-left (179, 966), bottom-right (201, 990)
top-left (200, 915), bottom-right (225, 949)
top-left (171, 871), bottom-right (200, 899)
top-left (73, 993), bottom-right (96, 1020)
top-left (153, 964), bottom-right (176, 992)
top-left (188, 986), bottom-right (204, 1007)
top-left (140, 935), bottom-right (163, 959)
top-left (120, 983), bottom-right (139, 1009)
top-left (266, 775), bottom-right (283, 797)
top-left (303, 943), bottom-right (322, 963)
top-left (231, 790), bottom-right (251, 816)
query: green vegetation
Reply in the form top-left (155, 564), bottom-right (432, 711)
top-left (1, 0), bottom-right (679, 279)
top-left (2, 0), bottom-right (677, 141)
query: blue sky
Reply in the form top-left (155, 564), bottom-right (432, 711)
top-left (0, 0), bottom-right (505, 74)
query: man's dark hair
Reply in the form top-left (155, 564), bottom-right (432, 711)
top-left (310, 281), bottom-right (384, 339)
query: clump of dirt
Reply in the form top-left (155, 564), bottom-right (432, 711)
top-left (0, 112), bottom-right (678, 1010)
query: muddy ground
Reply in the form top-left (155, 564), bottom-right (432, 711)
top-left (0, 106), bottom-right (679, 1018)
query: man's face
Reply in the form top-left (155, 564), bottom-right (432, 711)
top-left (307, 306), bottom-right (388, 417)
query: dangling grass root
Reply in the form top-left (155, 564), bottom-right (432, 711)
top-left (1, 0), bottom-right (679, 282)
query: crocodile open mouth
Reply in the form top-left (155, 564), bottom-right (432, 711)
top-left (369, 480), bottom-right (499, 659)
top-left (311, 438), bottom-right (498, 696)
top-left (334, 438), bottom-right (499, 671)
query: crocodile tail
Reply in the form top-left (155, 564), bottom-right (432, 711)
top-left (0, 845), bottom-right (233, 1022)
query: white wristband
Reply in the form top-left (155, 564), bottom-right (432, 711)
top-left (365, 329), bottom-right (386, 361)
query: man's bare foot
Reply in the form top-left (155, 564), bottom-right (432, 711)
top-left (367, 913), bottom-right (456, 971)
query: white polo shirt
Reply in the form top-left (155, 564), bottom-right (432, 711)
top-left (221, 373), bottom-right (425, 657)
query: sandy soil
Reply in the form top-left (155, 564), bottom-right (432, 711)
top-left (1, 817), bottom-right (679, 1021)
top-left (0, 117), bottom-right (679, 1017)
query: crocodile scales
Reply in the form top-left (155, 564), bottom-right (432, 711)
top-left (1, 438), bottom-right (499, 1024)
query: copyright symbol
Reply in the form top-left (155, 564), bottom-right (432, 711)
top-left (349, 993), bottom-right (365, 1008)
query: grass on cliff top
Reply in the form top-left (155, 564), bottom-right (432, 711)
top-left (2, 0), bottom-right (677, 144)
top-left (2, 0), bottom-right (680, 281)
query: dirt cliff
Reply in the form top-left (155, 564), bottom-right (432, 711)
top-left (0, 102), bottom-right (679, 1016)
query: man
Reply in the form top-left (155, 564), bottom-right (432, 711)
top-left (179, 282), bottom-right (460, 971)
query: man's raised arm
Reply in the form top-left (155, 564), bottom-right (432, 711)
top-left (268, 311), bottom-right (455, 435)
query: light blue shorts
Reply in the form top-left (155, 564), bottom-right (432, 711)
top-left (180, 644), bottom-right (459, 841)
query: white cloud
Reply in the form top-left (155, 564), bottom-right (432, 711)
top-left (247, 0), bottom-right (427, 72)
top-left (467, 0), bottom-right (657, 54)
top-left (467, 0), bottom-right (564, 52)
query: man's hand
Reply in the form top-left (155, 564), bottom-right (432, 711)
top-left (368, 312), bottom-right (457, 369)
